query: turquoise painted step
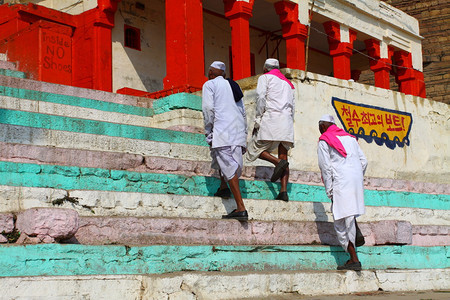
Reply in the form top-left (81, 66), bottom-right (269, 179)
top-left (1, 161), bottom-right (449, 210)
top-left (0, 69), bottom-right (26, 79)
top-left (0, 86), bottom-right (154, 117)
top-left (0, 85), bottom-right (201, 116)
top-left (0, 109), bottom-right (207, 146)
top-left (0, 244), bottom-right (447, 277)
top-left (152, 92), bottom-right (202, 114)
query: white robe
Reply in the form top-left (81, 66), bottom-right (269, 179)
top-left (202, 76), bottom-right (247, 149)
top-left (254, 73), bottom-right (295, 143)
top-left (317, 136), bottom-right (368, 220)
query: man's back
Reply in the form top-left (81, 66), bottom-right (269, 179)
top-left (318, 135), bottom-right (367, 219)
top-left (258, 74), bottom-right (294, 113)
top-left (202, 76), bottom-right (247, 149)
top-left (255, 74), bottom-right (295, 142)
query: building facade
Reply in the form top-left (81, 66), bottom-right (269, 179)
top-left (385, 0), bottom-right (449, 104)
top-left (1, 0), bottom-right (427, 98)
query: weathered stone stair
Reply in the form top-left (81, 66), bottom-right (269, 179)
top-left (0, 71), bottom-right (448, 299)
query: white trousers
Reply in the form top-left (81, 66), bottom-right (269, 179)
top-left (210, 146), bottom-right (243, 181)
top-left (334, 216), bottom-right (356, 252)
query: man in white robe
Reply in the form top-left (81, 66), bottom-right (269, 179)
top-left (317, 114), bottom-right (367, 271)
top-left (202, 61), bottom-right (248, 221)
top-left (247, 58), bottom-right (295, 201)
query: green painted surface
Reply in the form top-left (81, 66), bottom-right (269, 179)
top-left (0, 86), bottom-right (154, 117)
top-left (0, 244), bottom-right (447, 277)
top-left (0, 161), bottom-right (449, 210)
top-left (0, 109), bottom-right (207, 146)
top-left (0, 86), bottom-right (201, 117)
top-left (0, 69), bottom-right (26, 79)
top-left (152, 93), bottom-right (202, 114)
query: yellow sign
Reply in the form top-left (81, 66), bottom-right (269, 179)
top-left (332, 97), bottom-right (413, 149)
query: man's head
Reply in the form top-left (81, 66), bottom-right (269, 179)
top-left (263, 58), bottom-right (279, 73)
top-left (319, 114), bottom-right (335, 134)
top-left (208, 61), bottom-right (226, 80)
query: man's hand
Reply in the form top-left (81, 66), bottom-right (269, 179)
top-left (205, 133), bottom-right (213, 146)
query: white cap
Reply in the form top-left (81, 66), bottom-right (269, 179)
top-left (264, 58), bottom-right (279, 68)
top-left (319, 114), bottom-right (335, 123)
top-left (210, 61), bottom-right (226, 71)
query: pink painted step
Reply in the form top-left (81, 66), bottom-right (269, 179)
top-left (0, 60), bottom-right (17, 71)
top-left (69, 216), bottom-right (448, 247)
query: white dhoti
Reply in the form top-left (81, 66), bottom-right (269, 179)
top-left (334, 216), bottom-right (357, 252)
top-left (211, 146), bottom-right (244, 181)
top-left (246, 138), bottom-right (293, 162)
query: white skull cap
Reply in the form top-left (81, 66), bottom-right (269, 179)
top-left (264, 58), bottom-right (279, 68)
top-left (319, 114), bottom-right (335, 123)
top-left (210, 61), bottom-right (226, 71)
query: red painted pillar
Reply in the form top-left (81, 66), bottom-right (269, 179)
top-left (73, 0), bottom-right (121, 92)
top-left (393, 50), bottom-right (426, 98)
top-left (364, 39), bottom-right (394, 89)
top-left (164, 0), bottom-right (207, 90)
top-left (224, 0), bottom-right (254, 80)
top-left (323, 21), bottom-right (356, 80)
top-left (274, 0), bottom-right (308, 70)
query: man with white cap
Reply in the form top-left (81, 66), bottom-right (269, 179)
top-left (317, 114), bottom-right (368, 270)
top-left (247, 58), bottom-right (295, 201)
top-left (202, 61), bottom-right (248, 221)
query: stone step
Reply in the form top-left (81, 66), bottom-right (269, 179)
top-left (70, 216), bottom-right (448, 247)
top-left (1, 270), bottom-right (448, 299)
top-left (0, 73), bottom-right (149, 107)
top-left (0, 102), bottom-right (448, 196)
top-left (0, 60), bottom-right (17, 71)
top-left (0, 161), bottom-right (448, 214)
top-left (1, 142), bottom-right (447, 195)
top-left (0, 85), bottom-right (204, 132)
top-left (0, 108), bottom-right (207, 148)
top-left (0, 244), bottom-right (448, 276)
top-left (0, 68), bottom-right (26, 79)
top-left (0, 74), bottom-right (206, 114)
top-left (0, 93), bottom-right (202, 131)
top-left (6, 207), bottom-right (445, 247)
top-left (0, 124), bottom-right (211, 162)
top-left (1, 186), bottom-right (448, 226)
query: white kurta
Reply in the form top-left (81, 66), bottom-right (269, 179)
top-left (202, 76), bottom-right (247, 149)
top-left (254, 74), bottom-right (295, 143)
top-left (317, 136), bottom-right (368, 220)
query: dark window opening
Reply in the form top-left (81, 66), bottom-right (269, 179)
top-left (135, 2), bottom-right (145, 10)
top-left (124, 25), bottom-right (141, 51)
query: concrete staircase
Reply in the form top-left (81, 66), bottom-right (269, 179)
top-left (0, 68), bottom-right (449, 299)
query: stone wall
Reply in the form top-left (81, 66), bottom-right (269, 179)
top-left (381, 0), bottom-right (449, 104)
top-left (240, 69), bottom-right (450, 184)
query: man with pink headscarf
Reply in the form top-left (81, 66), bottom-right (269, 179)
top-left (318, 114), bottom-right (367, 271)
top-left (247, 58), bottom-right (295, 201)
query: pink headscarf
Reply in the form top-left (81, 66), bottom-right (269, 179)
top-left (267, 69), bottom-right (295, 89)
top-left (319, 124), bottom-right (355, 157)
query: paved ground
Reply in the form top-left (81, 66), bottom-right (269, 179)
top-left (249, 290), bottom-right (450, 299)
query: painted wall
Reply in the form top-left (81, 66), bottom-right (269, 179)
top-left (312, 0), bottom-right (424, 70)
top-left (240, 69), bottom-right (449, 184)
top-left (5, 0), bottom-right (98, 14)
top-left (2, 0), bottom-right (425, 94)
top-left (110, 1), bottom-right (289, 93)
top-left (203, 10), bottom-right (287, 78)
top-left (112, 0), bottom-right (166, 93)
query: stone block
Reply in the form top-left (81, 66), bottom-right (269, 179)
top-left (118, 193), bottom-right (141, 209)
top-left (16, 208), bottom-right (79, 243)
top-left (0, 213), bottom-right (14, 233)
top-left (396, 221), bottom-right (413, 244)
top-left (371, 220), bottom-right (412, 245)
